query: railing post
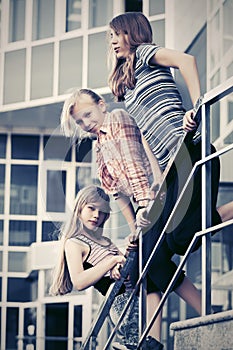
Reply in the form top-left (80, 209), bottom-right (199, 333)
top-left (138, 231), bottom-right (147, 337)
top-left (201, 102), bottom-right (212, 315)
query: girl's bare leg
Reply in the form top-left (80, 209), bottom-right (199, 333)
top-left (174, 276), bottom-right (201, 315)
top-left (217, 201), bottom-right (233, 222)
top-left (147, 292), bottom-right (163, 341)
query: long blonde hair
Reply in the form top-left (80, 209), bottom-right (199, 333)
top-left (49, 185), bottom-right (111, 296)
top-left (60, 88), bottom-right (104, 139)
top-left (108, 12), bottom-right (153, 101)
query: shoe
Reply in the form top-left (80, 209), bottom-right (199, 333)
top-left (145, 336), bottom-right (164, 350)
top-left (112, 341), bottom-right (136, 350)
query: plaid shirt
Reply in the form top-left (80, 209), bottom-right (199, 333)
top-left (95, 109), bottom-right (153, 206)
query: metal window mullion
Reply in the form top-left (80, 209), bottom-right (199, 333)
top-left (201, 102), bottom-right (212, 316)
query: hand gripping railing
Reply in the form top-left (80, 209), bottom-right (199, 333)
top-left (81, 76), bottom-right (233, 350)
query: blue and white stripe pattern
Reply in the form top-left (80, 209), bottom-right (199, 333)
top-left (124, 44), bottom-right (198, 171)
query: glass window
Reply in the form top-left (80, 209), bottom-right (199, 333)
top-left (24, 308), bottom-right (37, 344)
top-left (0, 251), bottom-right (2, 271)
top-left (8, 251), bottom-right (27, 272)
top-left (12, 135), bottom-right (39, 160)
top-left (0, 134), bottom-right (7, 158)
top-left (31, 44), bottom-right (54, 100)
top-left (32, 0), bottom-right (55, 40)
top-left (89, 0), bottom-right (113, 28)
top-left (223, 0), bottom-right (233, 55)
top-left (149, 0), bottom-right (165, 16)
top-left (10, 165), bottom-right (38, 215)
top-left (150, 19), bottom-right (165, 47)
top-left (9, 221), bottom-right (36, 246)
top-left (228, 100), bottom-right (233, 123)
top-left (6, 307), bottom-right (19, 349)
top-left (43, 135), bottom-right (71, 161)
top-left (46, 170), bottom-right (66, 212)
top-left (8, 0), bottom-right (26, 42)
top-left (0, 166), bottom-right (5, 215)
top-left (209, 10), bottom-right (221, 71)
top-left (76, 167), bottom-right (92, 193)
top-left (74, 305), bottom-right (82, 337)
top-left (211, 102), bottom-right (220, 142)
top-left (7, 278), bottom-right (31, 301)
top-left (45, 303), bottom-right (68, 349)
top-left (66, 0), bottom-right (82, 31)
top-left (0, 221), bottom-right (3, 245)
top-left (59, 37), bottom-right (83, 94)
top-left (4, 49), bottom-right (26, 104)
top-left (42, 221), bottom-right (61, 241)
top-left (88, 32), bottom-right (108, 88)
top-left (75, 138), bottom-right (93, 162)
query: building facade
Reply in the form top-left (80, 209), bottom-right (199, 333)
top-left (0, 1), bottom-right (232, 349)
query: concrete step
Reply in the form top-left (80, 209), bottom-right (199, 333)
top-left (170, 309), bottom-right (233, 349)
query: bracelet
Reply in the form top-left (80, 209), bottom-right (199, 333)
top-left (193, 96), bottom-right (203, 114)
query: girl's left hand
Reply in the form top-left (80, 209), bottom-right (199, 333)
top-left (136, 207), bottom-right (151, 228)
top-left (110, 263), bottom-right (123, 280)
top-left (183, 109), bottom-right (197, 132)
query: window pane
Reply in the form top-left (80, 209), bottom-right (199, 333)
top-left (59, 37), bottom-right (83, 94)
top-left (10, 165), bottom-right (38, 215)
top-left (6, 308), bottom-right (19, 349)
top-left (42, 221), bottom-right (61, 241)
top-left (75, 138), bottom-right (93, 162)
top-left (8, 0), bottom-right (25, 42)
top-left (209, 10), bottom-right (221, 70)
top-left (74, 305), bottom-right (82, 337)
top-left (9, 221), bottom-right (36, 246)
top-left (7, 278), bottom-right (31, 301)
top-left (8, 252), bottom-right (27, 272)
top-left (89, 0), bottom-right (113, 28)
top-left (46, 171), bottom-right (66, 212)
top-left (0, 166), bottom-right (5, 214)
top-left (223, 0), bottom-right (233, 55)
top-left (44, 135), bottom-right (71, 161)
top-left (0, 251), bottom-right (2, 271)
top-left (12, 135), bottom-right (39, 160)
top-left (76, 167), bottom-right (92, 193)
top-left (32, 0), bottom-right (55, 40)
top-left (0, 221), bottom-right (3, 245)
top-left (4, 49), bottom-right (26, 104)
top-left (0, 134), bottom-right (7, 158)
top-left (66, 0), bottom-right (82, 31)
top-left (149, 0), bottom-right (165, 15)
top-left (88, 32), bottom-right (108, 88)
top-left (150, 19), bottom-right (165, 47)
top-left (24, 308), bottom-right (37, 344)
top-left (31, 44), bottom-right (54, 99)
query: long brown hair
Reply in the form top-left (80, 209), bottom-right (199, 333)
top-left (108, 12), bottom-right (153, 100)
top-left (49, 185), bottom-right (111, 295)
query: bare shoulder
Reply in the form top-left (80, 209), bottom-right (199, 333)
top-left (65, 238), bottom-right (88, 254)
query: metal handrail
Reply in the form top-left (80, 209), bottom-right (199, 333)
top-left (81, 77), bottom-right (233, 349)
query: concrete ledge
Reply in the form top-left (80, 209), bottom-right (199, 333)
top-left (170, 310), bottom-right (233, 350)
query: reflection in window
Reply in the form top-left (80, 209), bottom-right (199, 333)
top-left (59, 37), bottom-right (83, 94)
top-left (150, 20), bottom-right (165, 47)
top-left (0, 166), bottom-right (5, 214)
top-left (4, 49), bottom-right (26, 104)
top-left (223, 0), bottom-right (233, 55)
top-left (9, 221), bottom-right (36, 246)
top-left (88, 32), bottom-right (108, 88)
top-left (31, 44), bottom-right (54, 99)
top-left (6, 307), bottom-right (19, 350)
top-left (12, 135), bottom-right (39, 160)
top-left (44, 135), bottom-right (71, 161)
top-left (42, 221), bottom-right (61, 241)
top-left (10, 165), bottom-right (38, 215)
top-left (8, 0), bottom-right (25, 42)
top-left (89, 0), bottom-right (113, 28)
top-left (8, 252), bottom-right (27, 272)
top-left (149, 0), bottom-right (165, 15)
top-left (0, 134), bottom-right (7, 158)
top-left (66, 0), bottom-right (82, 31)
top-left (24, 308), bottom-right (37, 342)
top-left (46, 171), bottom-right (66, 212)
top-left (32, 0), bottom-right (55, 40)
top-left (76, 138), bottom-right (93, 162)
top-left (7, 278), bottom-right (31, 302)
top-left (0, 221), bottom-right (3, 245)
top-left (76, 167), bottom-right (92, 193)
